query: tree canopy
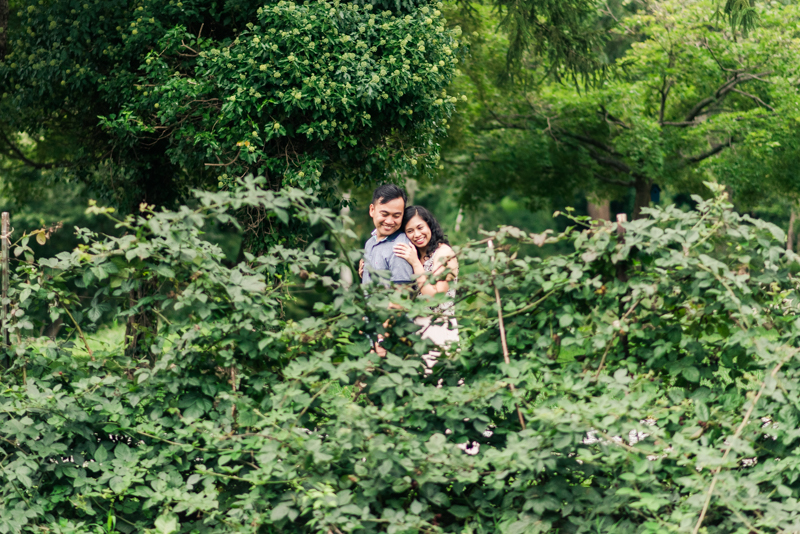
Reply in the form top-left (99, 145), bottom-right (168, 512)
top-left (445, 0), bottom-right (800, 219)
top-left (0, 0), bottom-right (461, 219)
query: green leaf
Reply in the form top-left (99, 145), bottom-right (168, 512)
top-left (115, 443), bottom-right (135, 463)
top-left (682, 366), bottom-right (700, 382)
top-left (695, 401), bottom-right (710, 421)
top-left (109, 476), bottom-right (128, 494)
top-left (426, 433), bottom-right (447, 454)
top-left (95, 445), bottom-right (109, 463)
top-left (154, 514), bottom-right (179, 534)
top-left (271, 503), bottom-right (291, 522)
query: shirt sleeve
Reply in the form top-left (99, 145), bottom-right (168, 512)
top-left (389, 236), bottom-right (415, 283)
top-left (361, 243), bottom-right (370, 284)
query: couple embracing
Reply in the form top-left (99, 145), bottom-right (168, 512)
top-left (359, 184), bottom-right (459, 360)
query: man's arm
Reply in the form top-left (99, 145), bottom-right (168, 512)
top-left (388, 237), bottom-right (415, 284)
top-left (361, 239), bottom-right (373, 284)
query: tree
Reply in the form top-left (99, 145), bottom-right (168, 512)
top-left (445, 0), bottom-right (800, 219)
top-left (0, 0), bottom-right (8, 60)
top-left (0, 0), bottom-right (461, 233)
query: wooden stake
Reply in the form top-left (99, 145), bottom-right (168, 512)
top-left (488, 239), bottom-right (526, 430)
top-left (692, 347), bottom-right (800, 534)
top-left (1, 212), bottom-right (9, 366)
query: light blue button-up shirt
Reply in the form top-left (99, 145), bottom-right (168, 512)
top-left (362, 229), bottom-right (414, 285)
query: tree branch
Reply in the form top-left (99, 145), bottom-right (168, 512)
top-left (441, 157), bottom-right (507, 166)
top-left (585, 148), bottom-right (633, 175)
top-left (661, 121), bottom-right (700, 127)
top-left (730, 88), bottom-right (775, 112)
top-left (0, 130), bottom-right (60, 169)
top-left (561, 135), bottom-right (649, 184)
top-left (682, 139), bottom-right (731, 166)
top-left (594, 174), bottom-right (635, 188)
top-left (659, 77), bottom-right (673, 124)
top-left (476, 123), bottom-right (530, 131)
top-left (599, 105), bottom-right (630, 129)
top-left (561, 132), bottom-right (621, 157)
top-left (683, 71), bottom-right (773, 123)
top-left (479, 109), bottom-right (531, 130)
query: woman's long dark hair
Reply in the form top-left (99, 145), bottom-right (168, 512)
top-left (402, 205), bottom-right (449, 258)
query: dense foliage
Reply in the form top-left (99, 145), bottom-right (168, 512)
top-left (0, 0), bottom-right (461, 218)
top-left (445, 0), bottom-right (800, 219)
top-left (2, 180), bottom-right (800, 533)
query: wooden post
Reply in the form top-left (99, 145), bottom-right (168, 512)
top-left (1, 212), bottom-right (8, 366)
top-left (616, 212), bottom-right (628, 235)
top-left (488, 239), bottom-right (526, 430)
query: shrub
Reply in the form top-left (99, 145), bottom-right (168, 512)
top-left (2, 181), bottom-right (800, 533)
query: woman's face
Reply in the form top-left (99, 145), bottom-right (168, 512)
top-left (405, 214), bottom-right (431, 250)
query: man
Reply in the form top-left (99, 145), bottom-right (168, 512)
top-left (361, 184), bottom-right (414, 285)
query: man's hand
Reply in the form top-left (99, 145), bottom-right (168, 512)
top-left (358, 259), bottom-right (364, 278)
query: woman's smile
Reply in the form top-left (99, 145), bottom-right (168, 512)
top-left (405, 214), bottom-right (431, 250)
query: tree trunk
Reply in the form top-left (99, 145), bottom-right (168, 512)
top-left (454, 206), bottom-right (464, 233)
top-left (406, 178), bottom-right (417, 205)
top-left (587, 199), bottom-right (611, 221)
top-left (125, 281), bottom-right (158, 362)
top-left (789, 205), bottom-right (798, 252)
top-left (0, 0), bottom-right (8, 60)
top-left (632, 177), bottom-right (652, 220)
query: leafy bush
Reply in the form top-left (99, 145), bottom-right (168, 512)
top-left (3, 181), bottom-right (800, 533)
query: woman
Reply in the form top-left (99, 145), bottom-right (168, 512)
top-left (393, 206), bottom-right (458, 365)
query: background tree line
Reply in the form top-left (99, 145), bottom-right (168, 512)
top-left (0, 0), bottom-right (789, 258)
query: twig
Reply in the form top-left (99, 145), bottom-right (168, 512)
top-left (731, 88), bottom-right (775, 112)
top-left (692, 346), bottom-right (800, 534)
top-left (718, 494), bottom-right (771, 534)
top-left (0, 460), bottom-right (29, 505)
top-left (60, 302), bottom-right (93, 360)
top-left (593, 298), bottom-right (643, 380)
top-left (488, 240), bottom-right (526, 430)
top-left (292, 382), bottom-right (331, 427)
top-left (134, 429), bottom-right (212, 452)
top-left (204, 148), bottom-right (242, 167)
top-left (197, 468), bottom-right (302, 485)
top-left (90, 499), bottom-right (138, 527)
top-left (502, 288), bottom-right (555, 319)
top-left (593, 429), bottom-right (654, 456)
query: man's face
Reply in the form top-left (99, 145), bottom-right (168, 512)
top-left (369, 197), bottom-right (405, 239)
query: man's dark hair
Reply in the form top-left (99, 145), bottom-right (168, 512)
top-left (371, 184), bottom-right (407, 206)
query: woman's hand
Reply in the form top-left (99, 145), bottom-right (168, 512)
top-left (358, 259), bottom-right (364, 278)
top-left (394, 243), bottom-right (420, 267)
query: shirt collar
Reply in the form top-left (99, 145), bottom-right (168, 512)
top-left (372, 228), bottom-right (399, 243)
